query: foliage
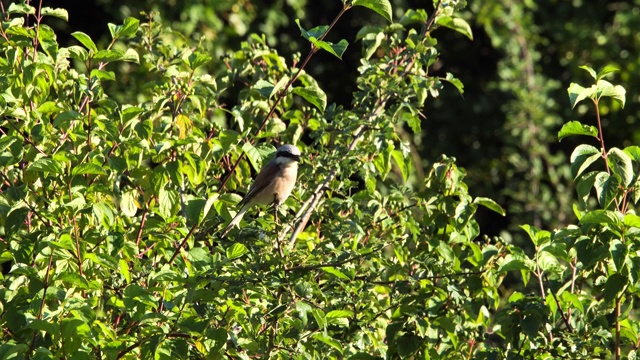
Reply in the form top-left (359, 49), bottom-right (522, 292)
top-left (3, 0), bottom-right (640, 359)
top-left (492, 66), bottom-right (640, 359)
top-left (0, 0), bottom-right (513, 359)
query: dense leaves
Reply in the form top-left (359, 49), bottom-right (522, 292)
top-left (2, 1), bottom-right (640, 359)
top-left (0, 1), bottom-right (507, 358)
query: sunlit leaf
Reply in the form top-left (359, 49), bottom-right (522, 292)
top-left (352, 0), bottom-right (393, 22)
top-left (558, 121), bottom-right (598, 141)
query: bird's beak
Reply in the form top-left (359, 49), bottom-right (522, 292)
top-left (292, 154), bottom-right (301, 162)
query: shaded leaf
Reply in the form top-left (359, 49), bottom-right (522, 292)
top-left (608, 147), bottom-right (633, 186)
top-left (603, 273), bottom-right (627, 303)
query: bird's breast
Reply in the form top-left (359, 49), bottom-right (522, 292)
top-left (252, 164), bottom-right (298, 206)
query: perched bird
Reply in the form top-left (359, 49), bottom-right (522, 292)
top-left (220, 144), bottom-right (301, 237)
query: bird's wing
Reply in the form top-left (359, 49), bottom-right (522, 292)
top-left (238, 159), bottom-right (279, 207)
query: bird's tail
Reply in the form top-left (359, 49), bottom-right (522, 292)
top-left (220, 205), bottom-right (248, 238)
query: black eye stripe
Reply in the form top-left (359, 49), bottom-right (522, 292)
top-left (277, 151), bottom-right (301, 161)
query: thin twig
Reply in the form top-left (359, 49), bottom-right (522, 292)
top-left (544, 274), bottom-right (573, 333)
top-left (168, 221), bottom-right (198, 265)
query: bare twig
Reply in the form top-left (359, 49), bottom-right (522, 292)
top-left (544, 274), bottom-right (573, 333)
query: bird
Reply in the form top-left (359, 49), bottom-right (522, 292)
top-left (220, 144), bottom-right (301, 238)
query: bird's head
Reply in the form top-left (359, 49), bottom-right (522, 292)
top-left (275, 144), bottom-right (301, 165)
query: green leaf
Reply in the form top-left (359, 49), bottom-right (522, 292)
top-left (436, 16), bottom-right (473, 40)
top-left (520, 315), bottom-right (541, 339)
top-left (576, 171), bottom-right (598, 208)
top-left (41, 7), bottom-right (69, 21)
top-left (0, 135), bottom-right (19, 153)
top-left (624, 146), bottom-right (640, 163)
top-left (473, 197), bottom-right (505, 216)
top-left (120, 190), bottom-right (138, 218)
top-left (109, 17), bottom-right (140, 39)
top-left (312, 333), bottom-right (344, 354)
top-left (596, 65), bottom-right (619, 81)
top-left (71, 31), bottom-right (97, 53)
top-left (295, 20), bottom-right (328, 40)
top-left (608, 147), bottom-right (633, 186)
top-left (121, 48), bottom-right (140, 63)
top-left (326, 309), bottom-right (354, 319)
top-left (254, 79), bottom-right (276, 99)
top-left (56, 272), bottom-right (90, 290)
top-left (603, 273), bottom-right (627, 303)
top-left (61, 318), bottom-right (91, 353)
top-left (292, 86), bottom-right (327, 112)
top-left (203, 193), bottom-right (219, 220)
top-left (558, 121), bottom-right (598, 141)
top-left (399, 9), bottom-right (428, 26)
top-left (321, 266), bottom-right (351, 280)
top-left (158, 188), bottom-right (179, 219)
top-left (27, 320), bottom-right (60, 337)
top-left (579, 209), bottom-right (622, 228)
top-left (610, 240), bottom-right (626, 272)
top-left (242, 142), bottom-right (263, 172)
top-left (579, 65), bottom-right (597, 80)
top-left (594, 172), bottom-right (620, 209)
top-left (6, 206), bottom-right (29, 236)
top-left (27, 158), bottom-right (63, 174)
top-left (401, 110), bottom-right (420, 134)
top-left (624, 213), bottom-right (640, 228)
top-left (561, 292), bottom-right (584, 314)
top-left (596, 79), bottom-right (626, 108)
top-left (188, 52), bottom-right (212, 69)
top-left (391, 150), bottom-right (408, 182)
top-left (90, 69), bottom-right (116, 81)
top-left (119, 259), bottom-right (131, 284)
top-left (570, 144), bottom-right (601, 179)
top-left (72, 163), bottom-right (107, 176)
top-left (498, 256), bottom-right (532, 272)
top-left (37, 24), bottom-right (58, 58)
top-left (352, 0), bottom-right (393, 22)
top-left (520, 224), bottom-right (550, 247)
top-left (567, 82), bottom-right (595, 109)
top-left (311, 308), bottom-right (327, 329)
top-left (93, 49), bottom-right (125, 62)
top-left (444, 72), bottom-right (465, 94)
top-left (66, 45), bottom-right (89, 61)
top-left (310, 38), bottom-right (349, 59)
top-left (7, 3), bottom-right (35, 15)
top-left (226, 243), bottom-right (248, 260)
